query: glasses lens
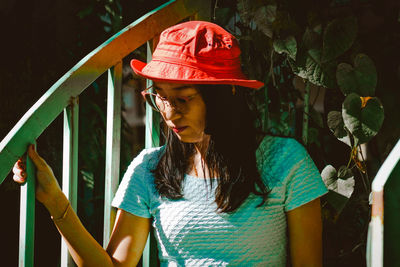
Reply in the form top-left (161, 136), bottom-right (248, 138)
top-left (144, 93), bottom-right (162, 111)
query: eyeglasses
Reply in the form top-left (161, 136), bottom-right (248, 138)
top-left (141, 85), bottom-right (199, 113)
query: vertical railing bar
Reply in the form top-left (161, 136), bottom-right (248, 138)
top-left (19, 143), bottom-right (36, 267)
top-left (61, 97), bottom-right (79, 267)
top-left (143, 38), bottom-right (161, 267)
top-left (103, 62), bottom-right (122, 248)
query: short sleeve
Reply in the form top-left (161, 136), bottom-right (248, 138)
top-left (283, 139), bottom-right (328, 211)
top-left (111, 149), bottom-right (156, 218)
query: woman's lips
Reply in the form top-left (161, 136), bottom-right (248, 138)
top-left (172, 126), bottom-right (187, 133)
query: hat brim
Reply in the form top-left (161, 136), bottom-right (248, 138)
top-left (130, 59), bottom-right (264, 89)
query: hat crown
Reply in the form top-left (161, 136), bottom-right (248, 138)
top-left (154, 21), bottom-right (241, 67)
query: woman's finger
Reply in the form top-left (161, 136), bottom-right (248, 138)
top-left (27, 144), bottom-right (49, 171)
top-left (16, 159), bottom-right (26, 170)
top-left (13, 174), bottom-right (26, 184)
top-left (13, 164), bottom-right (26, 178)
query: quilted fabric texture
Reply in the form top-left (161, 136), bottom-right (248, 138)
top-left (112, 136), bottom-right (328, 266)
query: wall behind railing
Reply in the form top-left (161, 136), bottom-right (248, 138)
top-left (0, 1), bottom-right (169, 265)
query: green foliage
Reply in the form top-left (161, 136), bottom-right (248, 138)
top-left (327, 110), bottom-right (351, 146)
top-left (236, 0), bottom-right (264, 25)
top-left (321, 164), bottom-right (355, 213)
top-left (290, 16), bottom-right (357, 89)
top-left (291, 28), bottom-right (338, 88)
top-left (284, 17), bottom-right (357, 88)
top-left (215, 0), bottom-right (400, 265)
top-left (253, 4), bottom-right (277, 38)
top-left (322, 17), bottom-right (358, 63)
top-left (342, 93), bottom-right (384, 145)
top-left (337, 165), bottom-right (353, 180)
top-left (321, 165), bottom-right (338, 189)
top-left (337, 54), bottom-right (377, 96)
top-left (273, 36), bottom-right (297, 60)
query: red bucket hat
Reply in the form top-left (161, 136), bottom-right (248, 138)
top-left (130, 21), bottom-right (264, 89)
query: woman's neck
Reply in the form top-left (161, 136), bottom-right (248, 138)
top-left (188, 135), bottom-right (212, 178)
top-left (194, 135), bottom-right (210, 158)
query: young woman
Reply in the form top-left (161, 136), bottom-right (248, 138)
top-left (13, 21), bottom-right (327, 266)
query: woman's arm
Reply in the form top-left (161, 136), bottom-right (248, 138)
top-left (47, 192), bottom-right (115, 267)
top-left (107, 209), bottom-right (151, 266)
top-left (48, 194), bottom-right (150, 267)
top-left (287, 198), bottom-right (323, 267)
top-left (13, 145), bottom-right (150, 267)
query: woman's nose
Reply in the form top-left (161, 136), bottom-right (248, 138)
top-left (162, 103), bottom-right (182, 121)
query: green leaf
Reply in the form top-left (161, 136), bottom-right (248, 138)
top-left (264, 4), bottom-right (277, 23)
top-left (321, 165), bottom-right (355, 198)
top-left (337, 177), bottom-right (355, 198)
top-left (237, 0), bottom-right (252, 25)
top-left (237, 0), bottom-right (263, 25)
top-left (322, 17), bottom-right (358, 63)
top-left (327, 111), bottom-right (351, 146)
top-left (342, 93), bottom-right (384, 144)
top-left (293, 47), bottom-right (337, 88)
top-left (336, 54), bottom-right (377, 96)
top-left (322, 164), bottom-right (355, 212)
top-left (273, 36), bottom-right (297, 60)
top-left (321, 165), bottom-right (338, 191)
top-left (290, 28), bottom-right (337, 88)
top-left (254, 5), bottom-right (277, 38)
top-left (337, 165), bottom-right (353, 180)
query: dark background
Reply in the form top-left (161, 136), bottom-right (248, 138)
top-left (1, 0), bottom-right (400, 266)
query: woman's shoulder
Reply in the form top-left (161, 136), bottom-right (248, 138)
top-left (112, 146), bottom-right (164, 217)
top-left (117, 146), bottom-right (164, 191)
top-left (256, 135), bottom-right (309, 185)
top-left (256, 135), bottom-right (306, 160)
top-left (127, 146), bottom-right (165, 172)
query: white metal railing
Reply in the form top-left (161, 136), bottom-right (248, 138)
top-left (367, 138), bottom-right (400, 267)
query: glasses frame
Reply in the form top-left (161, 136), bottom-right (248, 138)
top-left (141, 85), bottom-right (198, 113)
top-left (141, 85), bottom-right (160, 111)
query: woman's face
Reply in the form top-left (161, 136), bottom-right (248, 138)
top-left (152, 82), bottom-right (207, 143)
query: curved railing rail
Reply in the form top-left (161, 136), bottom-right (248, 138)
top-left (367, 138), bottom-right (400, 267)
top-left (0, 1), bottom-right (211, 266)
top-left (0, 0), bottom-right (210, 182)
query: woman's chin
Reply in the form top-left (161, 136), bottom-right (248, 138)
top-left (173, 132), bottom-right (205, 144)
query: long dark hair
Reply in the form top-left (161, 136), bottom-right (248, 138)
top-left (152, 84), bottom-right (269, 212)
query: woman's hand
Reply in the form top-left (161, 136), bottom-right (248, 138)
top-left (13, 144), bottom-right (64, 208)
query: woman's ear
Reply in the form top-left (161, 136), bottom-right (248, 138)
top-left (232, 85), bottom-right (236, 96)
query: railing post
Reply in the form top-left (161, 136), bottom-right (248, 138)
top-left (19, 146), bottom-right (36, 267)
top-left (61, 97), bottom-right (79, 267)
top-left (103, 62), bottom-right (122, 248)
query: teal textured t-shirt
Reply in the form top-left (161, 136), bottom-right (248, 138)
top-left (112, 136), bottom-right (328, 266)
